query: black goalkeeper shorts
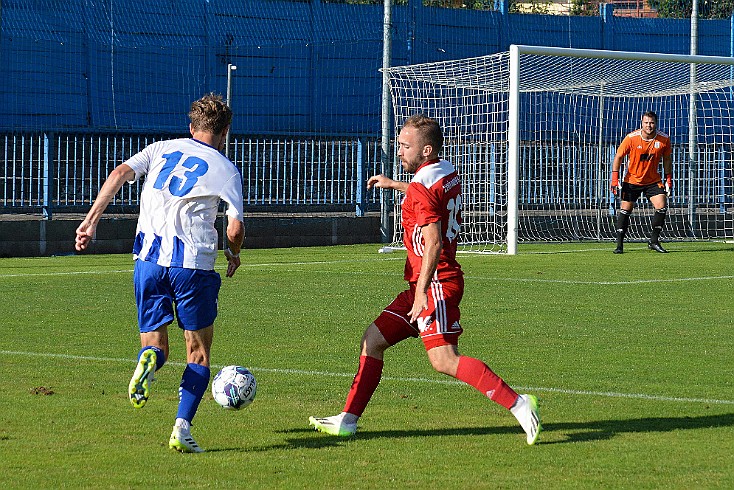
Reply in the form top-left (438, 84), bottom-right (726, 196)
top-left (620, 182), bottom-right (665, 203)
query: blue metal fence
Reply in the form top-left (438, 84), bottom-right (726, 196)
top-left (3, 132), bottom-right (730, 222)
top-left (0, 133), bottom-right (384, 218)
top-left (518, 142), bottom-right (733, 210)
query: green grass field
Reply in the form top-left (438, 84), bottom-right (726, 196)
top-left (1, 242), bottom-right (733, 488)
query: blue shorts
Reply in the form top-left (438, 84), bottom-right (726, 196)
top-left (133, 259), bottom-right (221, 332)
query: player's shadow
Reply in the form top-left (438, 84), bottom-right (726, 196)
top-left (621, 243), bottom-right (734, 254)
top-left (267, 412), bottom-right (734, 449)
top-left (540, 412), bottom-right (734, 444)
top-left (532, 243), bottom-right (734, 255)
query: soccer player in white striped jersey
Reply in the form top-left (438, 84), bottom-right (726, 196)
top-left (75, 93), bottom-right (245, 453)
top-left (309, 115), bottom-right (541, 445)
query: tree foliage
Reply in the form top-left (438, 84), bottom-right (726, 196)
top-left (648, 0), bottom-right (734, 19)
top-left (345, 0), bottom-right (549, 13)
top-left (570, 0), bottom-right (598, 16)
top-left (335, 0), bottom-right (734, 18)
top-left (508, 0), bottom-right (553, 15)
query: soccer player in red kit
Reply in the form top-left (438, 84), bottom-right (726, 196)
top-left (309, 115), bottom-right (541, 445)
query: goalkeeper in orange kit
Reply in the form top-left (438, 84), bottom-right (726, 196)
top-left (610, 111), bottom-right (673, 254)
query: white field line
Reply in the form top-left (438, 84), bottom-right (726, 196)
top-left (468, 275), bottom-right (734, 285)
top-left (290, 269), bottom-right (734, 286)
top-left (2, 350), bottom-right (732, 406)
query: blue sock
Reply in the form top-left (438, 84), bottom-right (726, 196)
top-left (177, 363), bottom-right (211, 422)
top-left (137, 346), bottom-right (166, 371)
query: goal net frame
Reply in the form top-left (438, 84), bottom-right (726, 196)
top-left (383, 45), bottom-right (734, 254)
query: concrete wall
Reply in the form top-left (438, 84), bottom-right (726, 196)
top-left (0, 214), bottom-right (382, 258)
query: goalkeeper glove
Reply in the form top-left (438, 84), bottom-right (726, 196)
top-left (611, 170), bottom-right (620, 195)
top-left (665, 174), bottom-right (672, 196)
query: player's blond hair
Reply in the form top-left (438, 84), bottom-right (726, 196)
top-left (403, 115), bottom-right (443, 155)
top-left (189, 93), bottom-right (232, 135)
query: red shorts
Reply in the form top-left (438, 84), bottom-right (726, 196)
top-left (374, 276), bottom-right (464, 351)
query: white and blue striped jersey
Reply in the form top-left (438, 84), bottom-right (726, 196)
top-left (125, 138), bottom-right (244, 271)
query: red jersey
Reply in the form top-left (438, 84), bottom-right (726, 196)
top-left (401, 158), bottom-right (463, 283)
top-left (616, 129), bottom-right (671, 186)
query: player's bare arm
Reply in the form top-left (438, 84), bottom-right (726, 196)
top-left (367, 174), bottom-right (409, 193)
top-left (75, 164), bottom-right (136, 251)
top-left (224, 217), bottom-right (245, 278)
top-left (408, 220), bottom-right (442, 323)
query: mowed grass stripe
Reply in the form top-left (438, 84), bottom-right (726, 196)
top-left (1, 261), bottom-right (733, 285)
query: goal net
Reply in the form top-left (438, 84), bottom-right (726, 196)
top-left (384, 45), bottom-right (734, 254)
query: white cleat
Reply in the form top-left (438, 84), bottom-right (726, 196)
top-left (169, 427), bottom-right (204, 453)
top-left (308, 413), bottom-right (358, 437)
top-left (511, 394), bottom-right (542, 445)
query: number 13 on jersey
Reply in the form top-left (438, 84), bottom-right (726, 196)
top-left (153, 151), bottom-right (209, 197)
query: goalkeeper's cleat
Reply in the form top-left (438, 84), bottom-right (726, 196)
top-left (308, 413), bottom-right (358, 437)
top-left (128, 348), bottom-right (157, 408)
top-left (647, 241), bottom-right (668, 253)
top-left (169, 427), bottom-right (204, 453)
top-left (614, 230), bottom-right (625, 254)
top-left (510, 394), bottom-right (542, 445)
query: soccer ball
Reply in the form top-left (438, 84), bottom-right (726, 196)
top-left (211, 365), bottom-right (257, 410)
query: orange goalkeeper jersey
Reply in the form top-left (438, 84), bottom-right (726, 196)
top-left (616, 129), bottom-right (671, 186)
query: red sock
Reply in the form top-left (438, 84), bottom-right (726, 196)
top-left (455, 355), bottom-right (518, 409)
top-left (343, 355), bottom-right (384, 416)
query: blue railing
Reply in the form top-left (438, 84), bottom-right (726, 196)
top-left (518, 142), bottom-right (734, 211)
top-left (3, 133), bottom-right (731, 221)
top-left (0, 132), bottom-right (384, 218)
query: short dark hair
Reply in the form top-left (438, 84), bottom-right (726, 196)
top-left (403, 115), bottom-right (443, 154)
top-left (189, 93), bottom-right (232, 135)
top-left (642, 110), bottom-right (658, 123)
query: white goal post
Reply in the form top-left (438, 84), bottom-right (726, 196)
top-left (383, 45), bottom-right (734, 254)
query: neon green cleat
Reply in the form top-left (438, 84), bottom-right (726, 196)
top-left (511, 394), bottom-right (542, 445)
top-left (128, 348), bottom-right (156, 409)
top-left (309, 414), bottom-right (357, 437)
top-left (169, 427), bottom-right (204, 453)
